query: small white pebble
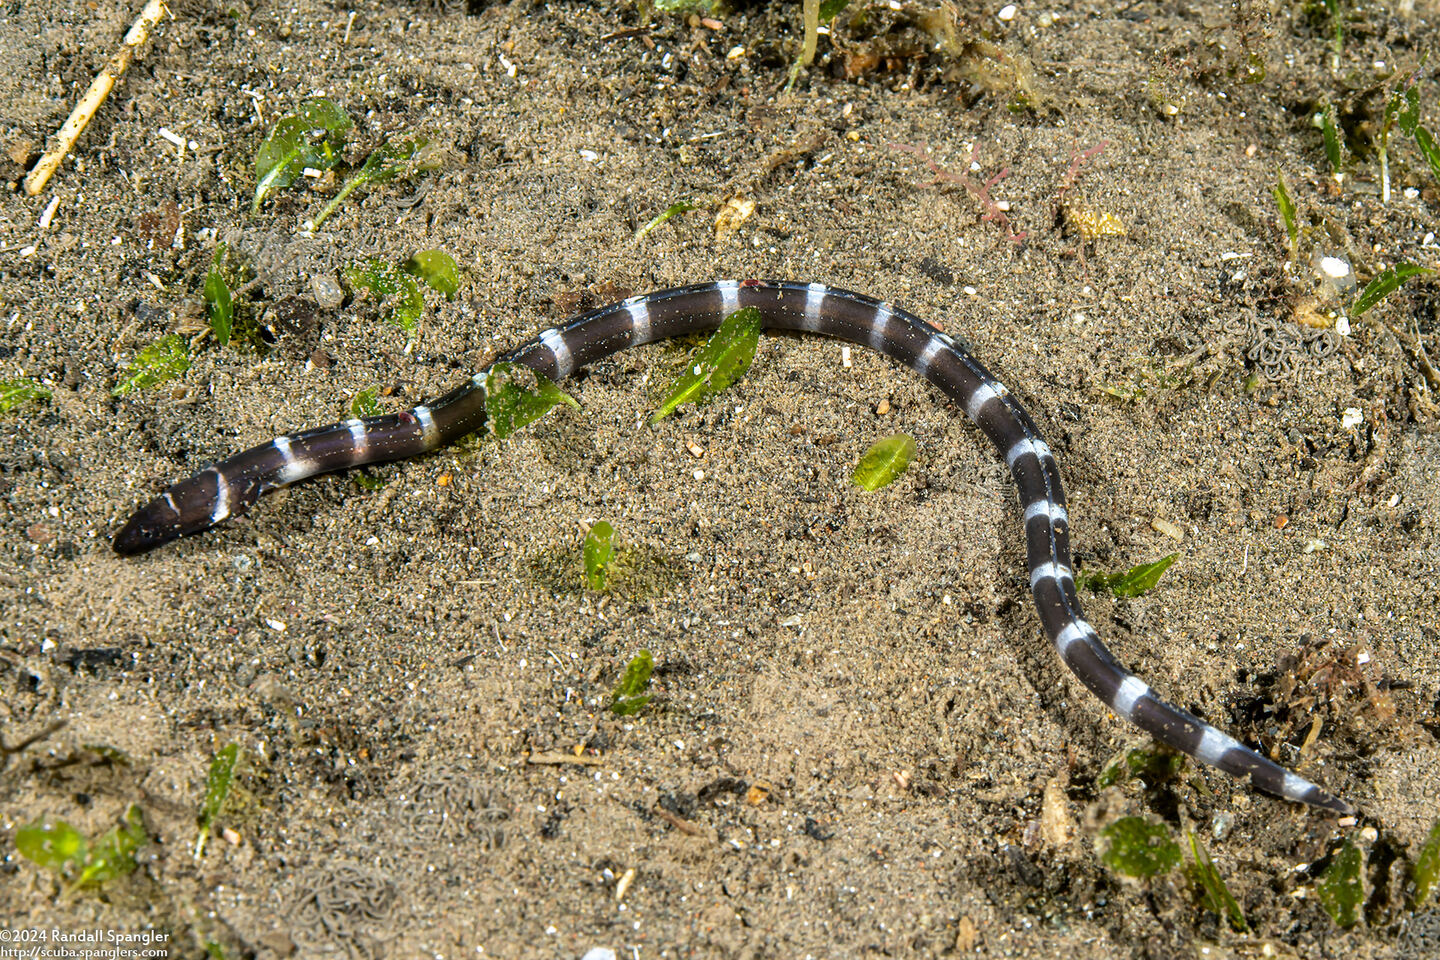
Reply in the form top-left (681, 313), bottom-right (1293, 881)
top-left (1320, 256), bottom-right (1351, 279)
top-left (998, 3), bottom-right (1017, 20)
top-left (1341, 407), bottom-right (1363, 429)
top-left (1336, 315), bottom-right (1351, 336)
top-left (1151, 517), bottom-right (1184, 540)
top-left (614, 867), bottom-right (637, 902)
top-left (995, 199), bottom-right (1011, 211)
top-left (726, 45), bottom-right (745, 60)
top-left (37, 195), bottom-right (61, 230)
top-left (693, 469), bottom-right (705, 481)
top-left (963, 285), bottom-right (977, 295)
top-left (1405, 187), bottom-right (1420, 200)
top-left (579, 149), bottom-right (600, 162)
top-left (841, 345), bottom-right (852, 368)
top-left (158, 127), bottom-right (185, 148)
top-left (1425, 232), bottom-right (1436, 246)
top-left (264, 618), bottom-right (286, 632)
top-left (312, 273), bottom-right (345, 309)
top-left (1357, 651), bottom-right (1372, 665)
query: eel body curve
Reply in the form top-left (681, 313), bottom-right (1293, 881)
top-left (114, 279), bottom-right (1352, 814)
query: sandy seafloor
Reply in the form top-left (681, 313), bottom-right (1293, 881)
top-left (4, 0), bottom-right (1440, 956)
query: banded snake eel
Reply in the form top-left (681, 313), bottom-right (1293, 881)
top-left (113, 279), bottom-right (1352, 814)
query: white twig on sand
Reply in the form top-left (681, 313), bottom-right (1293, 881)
top-left (23, 0), bottom-right (171, 197)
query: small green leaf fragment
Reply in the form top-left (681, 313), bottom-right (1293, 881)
top-left (196, 744), bottom-right (240, 858)
top-left (309, 134), bottom-right (438, 230)
top-left (1095, 758), bottom-right (1125, 789)
top-left (205, 944), bottom-right (228, 960)
top-left (16, 818), bottom-right (88, 879)
top-left (363, 136), bottom-right (437, 183)
top-left (1351, 263), bottom-right (1433, 317)
top-left (1241, 52), bottom-right (1265, 84)
top-left (342, 259), bottom-right (425, 332)
top-left (0, 377), bottom-right (52, 414)
top-left (1096, 747), bottom-right (1185, 789)
top-left (352, 471), bottom-right (387, 491)
top-left (1316, 840), bottom-right (1364, 928)
top-left (1078, 553), bottom-right (1178, 598)
top-left (402, 250), bottom-right (460, 298)
top-left (112, 335), bottom-right (191, 398)
top-left (651, 306), bottom-right (762, 424)
top-left (252, 98), bottom-right (353, 215)
top-left (819, 0), bottom-right (851, 19)
top-left (16, 805), bottom-right (149, 895)
top-left (1187, 830), bottom-right (1248, 932)
top-left (852, 433), bottom-right (918, 491)
top-left (483, 361), bottom-right (580, 440)
top-left (205, 244), bottom-right (234, 347)
top-left (1410, 815), bottom-right (1440, 909)
top-left (1321, 0), bottom-right (1343, 62)
top-left (636, 200), bottom-right (698, 240)
top-left (584, 521), bottom-right (616, 592)
top-left (1098, 382), bottom-right (1145, 402)
top-left (1273, 173), bottom-right (1298, 255)
top-left (1414, 126), bottom-right (1440, 185)
top-left (1100, 816), bottom-right (1181, 878)
top-left (1395, 77), bottom-right (1423, 137)
top-left (350, 387), bottom-right (382, 419)
top-left (73, 804), bottom-right (146, 889)
top-left (1320, 104), bottom-right (1344, 175)
top-left (611, 650), bottom-right (654, 716)
top-left (1111, 553), bottom-right (1178, 598)
top-left (654, 0), bottom-right (711, 10)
